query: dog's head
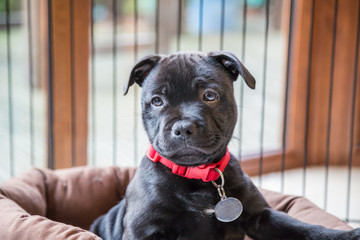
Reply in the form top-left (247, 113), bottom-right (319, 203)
top-left (124, 51), bottom-right (255, 166)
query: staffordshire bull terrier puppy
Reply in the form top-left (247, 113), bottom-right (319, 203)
top-left (90, 51), bottom-right (360, 240)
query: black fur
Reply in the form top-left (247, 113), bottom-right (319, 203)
top-left (91, 51), bottom-right (360, 240)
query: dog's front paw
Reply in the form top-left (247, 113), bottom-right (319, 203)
top-left (335, 228), bottom-right (360, 240)
top-left (347, 228), bottom-right (360, 240)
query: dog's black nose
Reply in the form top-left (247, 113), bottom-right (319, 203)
top-left (171, 120), bottom-right (197, 139)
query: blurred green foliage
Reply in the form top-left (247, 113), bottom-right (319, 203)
top-left (0, 0), bottom-right (22, 12)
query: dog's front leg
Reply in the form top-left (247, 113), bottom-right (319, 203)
top-left (90, 199), bottom-right (126, 240)
top-left (122, 229), bottom-right (171, 240)
top-left (243, 208), bottom-right (360, 240)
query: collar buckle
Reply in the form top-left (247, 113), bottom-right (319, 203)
top-left (185, 163), bottom-right (217, 182)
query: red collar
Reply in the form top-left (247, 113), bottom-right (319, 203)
top-left (146, 145), bottom-right (230, 182)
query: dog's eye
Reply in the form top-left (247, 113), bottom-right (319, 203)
top-left (203, 91), bottom-right (218, 102)
top-left (151, 96), bottom-right (164, 107)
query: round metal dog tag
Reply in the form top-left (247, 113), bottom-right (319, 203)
top-left (214, 197), bottom-right (243, 222)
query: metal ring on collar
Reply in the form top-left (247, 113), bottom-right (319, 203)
top-left (211, 168), bottom-right (225, 188)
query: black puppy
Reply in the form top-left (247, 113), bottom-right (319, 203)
top-left (91, 51), bottom-right (360, 240)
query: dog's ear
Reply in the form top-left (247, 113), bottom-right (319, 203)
top-left (208, 51), bottom-right (256, 89)
top-left (123, 55), bottom-right (163, 95)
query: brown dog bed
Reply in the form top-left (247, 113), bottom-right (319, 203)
top-left (0, 166), bottom-right (352, 239)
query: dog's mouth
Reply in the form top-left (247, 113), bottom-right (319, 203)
top-left (154, 143), bottom-right (226, 166)
top-left (150, 128), bottom-right (231, 166)
top-left (167, 150), bottom-right (208, 166)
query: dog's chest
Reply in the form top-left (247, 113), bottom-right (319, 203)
top-left (154, 179), bottom-right (243, 239)
top-left (124, 160), bottom-right (245, 239)
top-left (161, 186), bottom-right (224, 239)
